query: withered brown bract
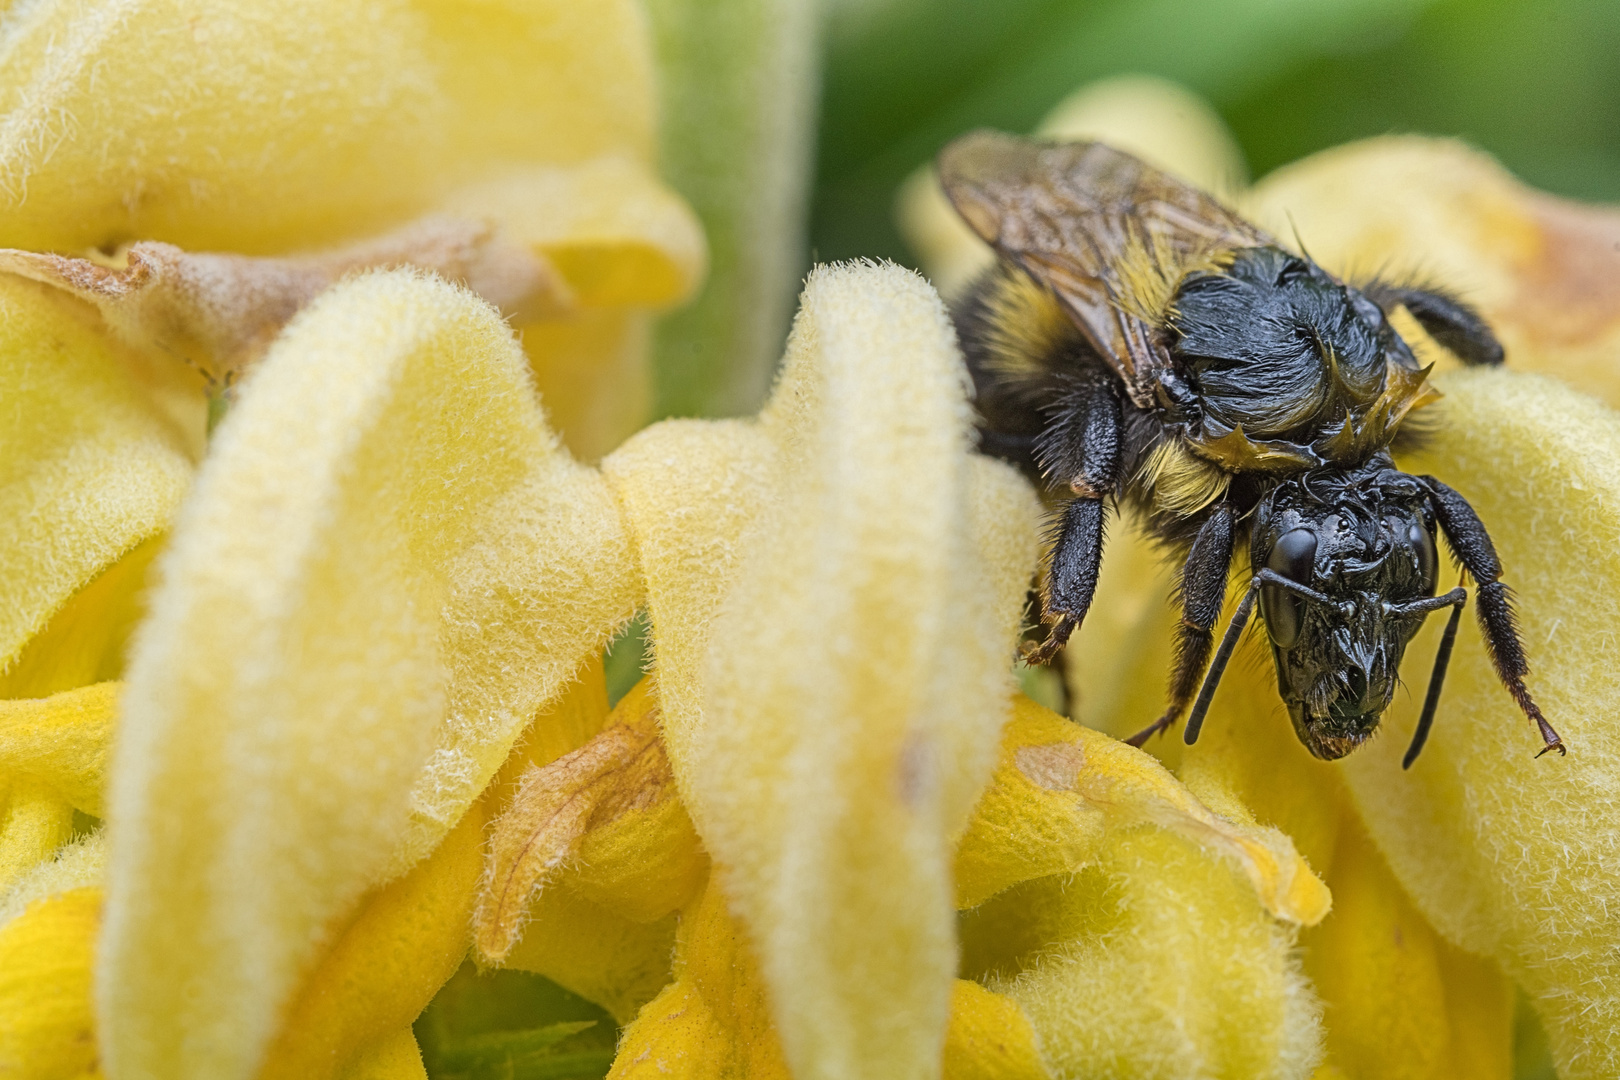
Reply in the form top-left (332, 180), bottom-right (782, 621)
top-left (941, 129), bottom-right (1563, 765)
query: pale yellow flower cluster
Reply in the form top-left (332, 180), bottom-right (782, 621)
top-left (0, 6), bottom-right (1618, 1080)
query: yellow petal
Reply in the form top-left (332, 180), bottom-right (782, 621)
top-left (0, 779), bottom-right (75, 895)
top-left (499, 882), bottom-right (678, 1026)
top-left (257, 802), bottom-right (485, 1080)
top-left (957, 695), bottom-right (1330, 924)
top-left (608, 875), bottom-right (791, 1080)
top-left (337, 1028), bottom-right (428, 1080)
top-left (1245, 137), bottom-right (1620, 408)
top-left (942, 979), bottom-right (1051, 1080)
top-left (0, 277), bottom-right (191, 678)
top-left (476, 678), bottom-right (700, 962)
top-left (0, 829), bottom-right (105, 931)
top-left (101, 271), bottom-right (638, 1080)
top-left (0, 0), bottom-right (655, 254)
top-left (445, 158), bottom-right (706, 311)
top-left (977, 828), bottom-right (1322, 1080)
top-left (1301, 813), bottom-right (1513, 1080)
top-left (0, 886), bottom-right (101, 1080)
top-left (1336, 369), bottom-right (1620, 1080)
top-left (520, 309), bottom-right (653, 465)
top-left (609, 263), bottom-right (1042, 1080)
top-left (897, 75), bottom-right (1246, 298)
top-left (0, 682), bottom-right (117, 817)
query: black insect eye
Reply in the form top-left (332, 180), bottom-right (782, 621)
top-left (1262, 528), bottom-right (1317, 650)
top-left (1410, 521), bottom-right (1437, 595)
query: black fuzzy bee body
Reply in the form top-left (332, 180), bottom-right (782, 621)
top-left (941, 130), bottom-right (1564, 763)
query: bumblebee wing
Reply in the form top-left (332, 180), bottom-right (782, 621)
top-left (938, 129), bottom-right (1270, 405)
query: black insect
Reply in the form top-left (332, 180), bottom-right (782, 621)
top-left (940, 129), bottom-right (1564, 764)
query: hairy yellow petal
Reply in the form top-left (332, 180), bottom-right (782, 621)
top-left (980, 828), bottom-right (1322, 1080)
top-left (1301, 814), bottom-right (1512, 1080)
top-left (0, 277), bottom-right (191, 677)
top-left (958, 696), bottom-right (1329, 924)
top-left (258, 803), bottom-right (485, 1080)
top-left (1338, 369), bottom-right (1620, 1080)
top-left (608, 875), bottom-right (790, 1079)
top-left (0, 682), bottom-right (117, 817)
top-left (476, 679), bottom-right (698, 961)
top-left (0, 886), bottom-right (100, 1080)
top-left (102, 271), bottom-right (638, 1080)
top-left (337, 1028), bottom-right (428, 1080)
top-left (0, 830), bottom-right (105, 931)
top-left (943, 979), bottom-right (1051, 1080)
top-left (501, 884), bottom-right (677, 1025)
top-left (0, 0), bottom-right (655, 254)
top-left (694, 264), bottom-right (1039, 1080)
top-left (521, 309), bottom-right (653, 465)
top-left (0, 779), bottom-right (75, 895)
top-left (1246, 137), bottom-right (1620, 408)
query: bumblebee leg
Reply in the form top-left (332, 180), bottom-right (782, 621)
top-left (1420, 476), bottom-right (1565, 757)
top-left (1369, 283), bottom-right (1504, 366)
top-left (1125, 503), bottom-right (1236, 746)
top-left (1023, 370), bottom-right (1122, 666)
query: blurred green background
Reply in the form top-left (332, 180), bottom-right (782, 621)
top-left (812, 0), bottom-right (1619, 269)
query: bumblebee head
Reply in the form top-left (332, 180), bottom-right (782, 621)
top-left (1168, 246), bottom-right (1421, 440)
top-left (1250, 462), bottom-right (1439, 760)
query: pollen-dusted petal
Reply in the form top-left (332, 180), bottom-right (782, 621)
top-left (982, 828), bottom-right (1323, 1080)
top-left (607, 875), bottom-right (791, 1080)
top-left (942, 979), bottom-right (1051, 1080)
top-left (1300, 813), bottom-right (1513, 1080)
top-left (0, 0), bottom-right (655, 255)
top-left (1339, 368), bottom-right (1620, 1080)
top-left (500, 883), bottom-right (678, 1026)
top-left (475, 679), bottom-right (700, 963)
top-left (958, 696), bottom-right (1330, 924)
top-left (0, 682), bottom-right (117, 817)
top-left (1245, 137), bottom-right (1620, 408)
top-left (101, 270), bottom-right (638, 1080)
top-left (691, 263), bottom-right (1040, 1080)
top-left (0, 277), bottom-right (191, 679)
top-left (257, 802), bottom-right (485, 1080)
top-left (0, 886), bottom-right (101, 1078)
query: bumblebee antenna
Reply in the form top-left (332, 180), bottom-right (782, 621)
top-left (1402, 588), bottom-right (1468, 768)
top-left (1184, 579), bottom-right (1260, 745)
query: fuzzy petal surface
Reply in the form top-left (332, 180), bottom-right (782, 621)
top-left (101, 271), bottom-right (637, 1080)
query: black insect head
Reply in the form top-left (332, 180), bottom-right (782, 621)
top-left (1250, 457), bottom-right (1439, 759)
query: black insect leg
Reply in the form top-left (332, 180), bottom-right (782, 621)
top-left (1367, 282), bottom-right (1504, 366)
top-left (1420, 476), bottom-right (1566, 757)
top-left (1125, 502), bottom-right (1236, 746)
top-left (1023, 370), bottom-right (1122, 665)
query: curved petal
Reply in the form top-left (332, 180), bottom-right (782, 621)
top-left (258, 802), bottom-right (485, 1080)
top-left (1341, 369), bottom-right (1620, 1080)
top-left (0, 682), bottom-right (118, 817)
top-left (692, 263), bottom-right (1040, 1080)
top-left (0, 277), bottom-right (191, 676)
top-left (0, 0), bottom-right (655, 254)
top-left (101, 270), bottom-right (638, 1080)
top-left (0, 886), bottom-right (100, 1079)
top-left (956, 696), bottom-right (1329, 925)
top-left (978, 824), bottom-right (1323, 1080)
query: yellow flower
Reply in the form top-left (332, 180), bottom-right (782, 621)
top-left (903, 76), bottom-right (1620, 1080)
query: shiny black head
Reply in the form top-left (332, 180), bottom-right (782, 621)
top-left (1169, 247), bottom-right (1420, 439)
top-left (1251, 459), bottom-right (1439, 759)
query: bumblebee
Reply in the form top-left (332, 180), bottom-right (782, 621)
top-left (940, 129), bottom-right (1564, 764)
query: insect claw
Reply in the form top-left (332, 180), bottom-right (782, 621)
top-left (1123, 713), bottom-right (1175, 747)
top-left (1021, 615), bottom-right (1076, 667)
top-left (1535, 740), bottom-right (1567, 759)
